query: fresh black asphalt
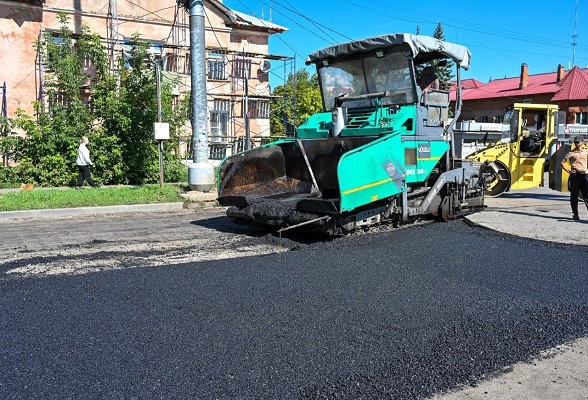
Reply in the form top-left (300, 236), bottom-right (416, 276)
top-left (2, 221), bottom-right (588, 399)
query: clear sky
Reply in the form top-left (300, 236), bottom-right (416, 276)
top-left (223, 0), bottom-right (587, 87)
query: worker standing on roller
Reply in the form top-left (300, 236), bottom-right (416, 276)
top-left (561, 136), bottom-right (588, 221)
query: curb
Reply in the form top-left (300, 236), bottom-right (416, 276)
top-left (0, 201), bottom-right (221, 220)
top-left (463, 215), bottom-right (482, 229)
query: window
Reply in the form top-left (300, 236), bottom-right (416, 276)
top-left (509, 110), bottom-right (520, 142)
top-left (318, 51), bottom-right (416, 110)
top-left (165, 52), bottom-right (186, 74)
top-left (122, 40), bottom-right (165, 69)
top-left (247, 99), bottom-right (270, 119)
top-left (43, 35), bottom-right (65, 70)
top-left (47, 92), bottom-right (67, 116)
top-left (207, 52), bottom-right (226, 80)
top-left (494, 115), bottom-right (503, 123)
top-left (234, 58), bottom-right (252, 79)
top-left (210, 111), bottom-right (229, 143)
top-left (54, 92), bottom-right (67, 106)
top-left (213, 99), bottom-right (232, 113)
top-left (576, 112), bottom-right (588, 125)
top-left (479, 116), bottom-right (489, 123)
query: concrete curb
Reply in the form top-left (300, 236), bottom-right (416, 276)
top-left (0, 189), bottom-right (221, 220)
top-left (0, 202), bottom-right (188, 220)
top-left (462, 215), bottom-right (482, 229)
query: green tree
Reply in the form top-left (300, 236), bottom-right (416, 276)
top-left (88, 34), bottom-right (187, 184)
top-left (9, 14), bottom-right (187, 186)
top-left (414, 23), bottom-right (455, 91)
top-left (0, 116), bottom-right (19, 184)
top-left (11, 14), bottom-right (100, 186)
top-left (431, 23), bottom-right (454, 90)
top-left (270, 69), bottom-right (322, 137)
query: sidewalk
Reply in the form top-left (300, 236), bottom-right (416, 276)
top-left (464, 186), bottom-right (588, 246)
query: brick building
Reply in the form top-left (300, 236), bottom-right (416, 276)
top-left (453, 63), bottom-right (588, 126)
top-left (0, 0), bottom-right (289, 158)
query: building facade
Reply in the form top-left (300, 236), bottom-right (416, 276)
top-left (455, 63), bottom-right (588, 126)
top-left (0, 0), bottom-right (289, 159)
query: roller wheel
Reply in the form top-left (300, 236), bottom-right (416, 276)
top-left (483, 161), bottom-right (510, 197)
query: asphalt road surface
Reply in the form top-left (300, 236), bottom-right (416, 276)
top-left (1, 210), bottom-right (588, 399)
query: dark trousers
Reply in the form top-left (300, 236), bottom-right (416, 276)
top-left (76, 165), bottom-right (95, 187)
top-left (569, 173), bottom-right (588, 214)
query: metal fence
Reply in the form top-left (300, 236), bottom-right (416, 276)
top-left (208, 136), bottom-right (288, 160)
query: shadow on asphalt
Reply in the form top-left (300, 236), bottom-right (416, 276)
top-left (189, 215), bottom-right (266, 236)
top-left (500, 192), bottom-right (569, 201)
top-left (188, 215), bottom-right (331, 245)
top-left (493, 209), bottom-right (588, 223)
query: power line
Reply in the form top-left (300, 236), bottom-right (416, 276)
top-left (272, 0), bottom-right (353, 42)
top-left (253, 0), bottom-right (337, 46)
top-left (118, 0), bottom-right (176, 25)
top-left (234, 0), bottom-right (306, 61)
top-left (339, 0), bottom-right (588, 53)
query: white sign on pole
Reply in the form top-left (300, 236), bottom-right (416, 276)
top-left (154, 122), bottom-right (170, 140)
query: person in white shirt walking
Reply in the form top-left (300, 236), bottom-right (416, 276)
top-left (75, 136), bottom-right (98, 189)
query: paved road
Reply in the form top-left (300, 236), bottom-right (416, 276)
top-left (2, 211), bottom-right (588, 399)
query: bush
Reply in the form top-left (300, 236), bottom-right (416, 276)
top-left (37, 155), bottom-right (73, 186)
top-left (164, 157), bottom-right (188, 182)
top-left (0, 166), bottom-right (19, 188)
top-left (140, 157), bottom-right (187, 184)
top-left (11, 159), bottom-right (37, 185)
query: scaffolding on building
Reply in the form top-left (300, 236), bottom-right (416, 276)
top-left (165, 4), bottom-right (297, 160)
top-left (31, 2), bottom-right (298, 162)
top-left (1, 80), bottom-right (8, 166)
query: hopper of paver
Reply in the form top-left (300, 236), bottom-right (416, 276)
top-left (217, 136), bottom-right (379, 228)
top-left (218, 141), bottom-right (314, 204)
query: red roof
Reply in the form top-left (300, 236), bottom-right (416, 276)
top-left (460, 78), bottom-right (485, 90)
top-left (552, 67), bottom-right (588, 101)
top-left (462, 71), bottom-right (561, 100)
top-left (449, 67), bottom-right (588, 102)
top-left (448, 79), bottom-right (484, 101)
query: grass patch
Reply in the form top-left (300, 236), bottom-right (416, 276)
top-left (0, 185), bottom-right (185, 211)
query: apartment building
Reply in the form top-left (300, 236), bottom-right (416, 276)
top-left (0, 0), bottom-right (289, 157)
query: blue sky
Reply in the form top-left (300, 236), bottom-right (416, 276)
top-left (223, 0), bottom-right (587, 87)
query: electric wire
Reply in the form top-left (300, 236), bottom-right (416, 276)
top-left (251, 0), bottom-right (336, 46)
top-left (269, 0), bottom-right (352, 42)
top-left (233, 0), bottom-right (306, 60)
top-left (254, 0), bottom-right (586, 78)
top-left (117, 1), bottom-right (176, 26)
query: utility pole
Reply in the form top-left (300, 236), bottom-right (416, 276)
top-left (182, 0), bottom-right (214, 192)
top-left (1, 81), bottom-right (7, 167)
top-left (107, 0), bottom-right (119, 73)
top-left (156, 64), bottom-right (164, 188)
top-left (243, 49), bottom-right (251, 151)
